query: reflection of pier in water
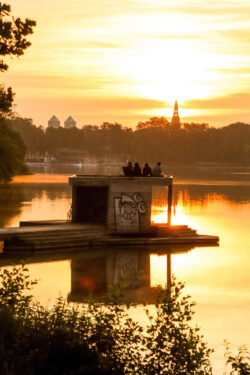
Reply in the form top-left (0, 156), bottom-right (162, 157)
top-left (0, 245), bottom-right (192, 303)
top-left (67, 245), bottom-right (196, 304)
top-left (0, 244), bottom-right (217, 304)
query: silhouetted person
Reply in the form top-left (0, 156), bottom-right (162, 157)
top-left (123, 161), bottom-right (133, 176)
top-left (133, 162), bottom-right (142, 176)
top-left (142, 163), bottom-right (152, 177)
top-left (152, 162), bottom-right (163, 177)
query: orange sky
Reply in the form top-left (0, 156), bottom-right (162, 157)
top-left (3, 0), bottom-right (250, 128)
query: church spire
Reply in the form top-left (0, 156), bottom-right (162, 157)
top-left (171, 100), bottom-right (181, 128)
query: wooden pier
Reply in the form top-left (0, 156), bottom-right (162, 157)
top-left (0, 221), bottom-right (218, 252)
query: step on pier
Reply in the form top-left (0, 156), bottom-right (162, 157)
top-left (0, 221), bottom-right (219, 252)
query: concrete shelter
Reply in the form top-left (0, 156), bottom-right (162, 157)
top-left (69, 175), bottom-right (173, 234)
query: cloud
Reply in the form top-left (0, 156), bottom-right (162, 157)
top-left (167, 1), bottom-right (250, 18)
top-left (216, 68), bottom-right (250, 75)
top-left (18, 96), bottom-right (165, 112)
top-left (4, 73), bottom-right (115, 91)
top-left (9, 0), bottom-right (250, 129)
top-left (219, 29), bottom-right (250, 43)
top-left (137, 33), bottom-right (203, 40)
top-left (14, 92), bottom-right (250, 129)
top-left (184, 112), bottom-right (250, 127)
top-left (48, 40), bottom-right (122, 50)
top-left (32, 0), bottom-right (148, 23)
top-left (15, 95), bottom-right (166, 126)
top-left (184, 93), bottom-right (250, 110)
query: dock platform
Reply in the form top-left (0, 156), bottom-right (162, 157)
top-left (0, 221), bottom-right (219, 252)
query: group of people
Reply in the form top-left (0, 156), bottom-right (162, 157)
top-left (123, 161), bottom-right (163, 177)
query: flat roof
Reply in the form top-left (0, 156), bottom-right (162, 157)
top-left (69, 175), bottom-right (173, 187)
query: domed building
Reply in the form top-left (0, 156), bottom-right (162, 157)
top-left (64, 116), bottom-right (76, 129)
top-left (48, 115), bottom-right (60, 128)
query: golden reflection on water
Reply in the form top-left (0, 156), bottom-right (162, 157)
top-left (150, 186), bottom-right (250, 372)
top-left (18, 193), bottom-right (70, 223)
top-left (11, 174), bottom-right (69, 184)
top-left (151, 187), bottom-right (197, 227)
top-left (6, 194), bottom-right (71, 228)
top-left (152, 188), bottom-right (250, 236)
top-left (1, 261), bottom-right (71, 306)
top-left (1, 176), bottom-right (71, 228)
top-left (150, 254), bottom-right (167, 287)
top-left (27, 261), bottom-right (71, 305)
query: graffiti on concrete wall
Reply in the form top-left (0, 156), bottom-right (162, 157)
top-left (114, 250), bottom-right (149, 289)
top-left (114, 193), bottom-right (147, 232)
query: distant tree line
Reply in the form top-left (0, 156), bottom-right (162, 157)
top-left (6, 116), bottom-right (250, 165)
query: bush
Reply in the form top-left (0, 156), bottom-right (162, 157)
top-left (0, 265), bottom-right (249, 375)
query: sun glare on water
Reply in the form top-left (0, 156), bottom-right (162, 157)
top-left (150, 254), bottom-right (167, 287)
top-left (151, 188), bottom-right (198, 229)
top-left (151, 204), bottom-right (194, 227)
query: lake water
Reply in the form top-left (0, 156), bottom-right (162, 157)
top-left (0, 164), bottom-right (249, 374)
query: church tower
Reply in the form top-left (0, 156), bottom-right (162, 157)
top-left (171, 100), bottom-right (181, 128)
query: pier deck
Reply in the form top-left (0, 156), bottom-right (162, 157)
top-left (0, 221), bottom-right (219, 252)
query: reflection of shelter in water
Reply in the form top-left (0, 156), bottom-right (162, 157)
top-left (69, 176), bottom-right (173, 233)
top-left (68, 246), bottom-right (194, 304)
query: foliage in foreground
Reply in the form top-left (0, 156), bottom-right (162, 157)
top-left (0, 265), bottom-right (249, 375)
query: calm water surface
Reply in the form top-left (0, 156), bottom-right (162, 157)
top-left (0, 165), bottom-right (249, 374)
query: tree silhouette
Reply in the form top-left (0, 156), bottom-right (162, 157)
top-left (0, 3), bottom-right (35, 181)
top-left (0, 2), bottom-right (36, 117)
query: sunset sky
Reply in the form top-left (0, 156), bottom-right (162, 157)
top-left (3, 0), bottom-right (250, 128)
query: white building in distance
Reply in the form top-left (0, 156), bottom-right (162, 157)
top-left (48, 115), bottom-right (60, 128)
top-left (64, 116), bottom-right (76, 129)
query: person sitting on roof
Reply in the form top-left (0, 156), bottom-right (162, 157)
top-left (142, 163), bottom-right (152, 177)
top-left (152, 162), bottom-right (163, 177)
top-left (133, 162), bottom-right (142, 176)
top-left (123, 161), bottom-right (133, 176)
